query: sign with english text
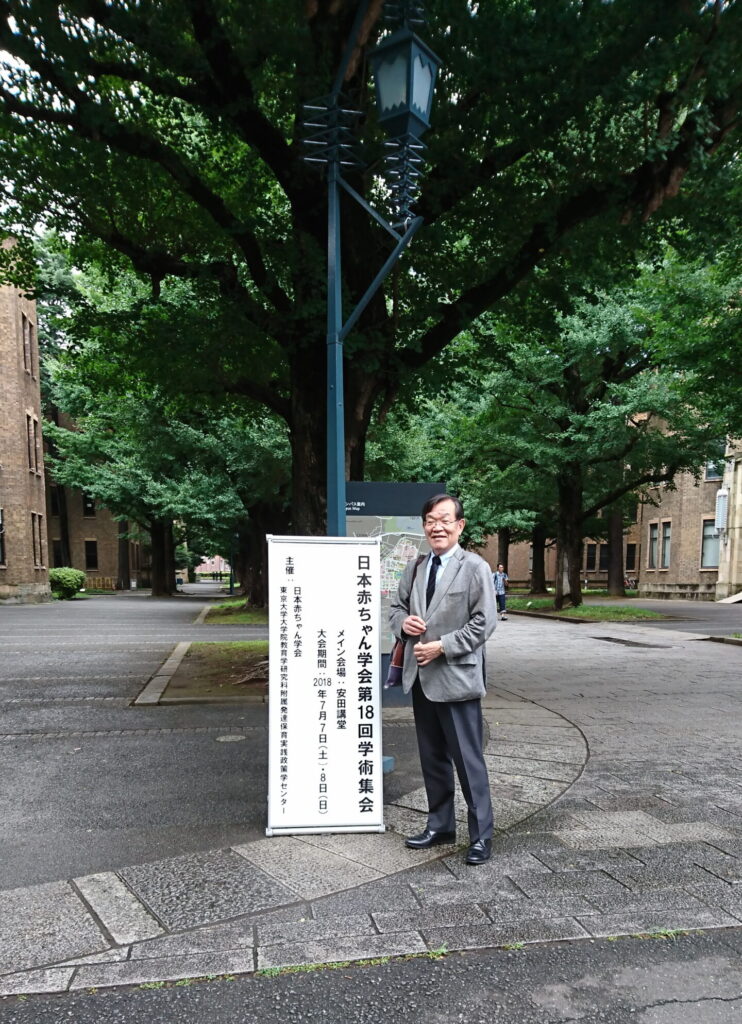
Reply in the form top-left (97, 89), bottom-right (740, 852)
top-left (266, 536), bottom-right (384, 835)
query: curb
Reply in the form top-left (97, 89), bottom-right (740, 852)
top-left (133, 643), bottom-right (191, 705)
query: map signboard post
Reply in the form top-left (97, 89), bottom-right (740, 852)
top-left (266, 535), bottom-right (383, 836)
top-left (345, 482), bottom-right (445, 656)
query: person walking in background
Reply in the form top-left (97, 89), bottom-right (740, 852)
top-left (389, 494), bottom-right (497, 865)
top-left (493, 563), bottom-right (509, 620)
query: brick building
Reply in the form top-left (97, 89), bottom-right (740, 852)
top-left (637, 464), bottom-right (722, 599)
top-left (45, 409), bottom-right (145, 590)
top-left (0, 280), bottom-right (50, 603)
top-left (479, 522), bottom-right (641, 589)
top-left (45, 475), bottom-right (144, 590)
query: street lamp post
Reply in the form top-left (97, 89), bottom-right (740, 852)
top-left (304, 1), bottom-right (441, 536)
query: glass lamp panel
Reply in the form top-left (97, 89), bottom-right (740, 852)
top-left (376, 52), bottom-right (408, 114)
top-left (411, 54), bottom-right (434, 118)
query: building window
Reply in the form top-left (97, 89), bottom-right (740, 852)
top-left (648, 523), bottom-right (658, 569)
top-left (0, 507), bottom-right (5, 565)
top-left (52, 539), bottom-right (64, 568)
top-left (701, 519), bottom-right (720, 569)
top-left (31, 513), bottom-right (44, 567)
top-left (22, 313), bottom-right (33, 374)
top-left (82, 493), bottom-right (96, 518)
top-left (26, 411), bottom-right (33, 468)
top-left (704, 443), bottom-right (726, 481)
top-left (37, 514), bottom-right (44, 567)
top-left (598, 543), bottom-right (609, 572)
top-left (85, 540), bottom-right (98, 571)
top-left (585, 543), bottom-right (596, 571)
top-left (625, 543), bottom-right (636, 572)
top-left (50, 486), bottom-right (60, 517)
top-left (660, 521), bottom-right (671, 569)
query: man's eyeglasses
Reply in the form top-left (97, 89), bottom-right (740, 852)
top-left (423, 517), bottom-right (459, 528)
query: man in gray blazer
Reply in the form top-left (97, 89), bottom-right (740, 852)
top-left (389, 494), bottom-right (497, 865)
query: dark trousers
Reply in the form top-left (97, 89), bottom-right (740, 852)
top-left (412, 680), bottom-right (494, 843)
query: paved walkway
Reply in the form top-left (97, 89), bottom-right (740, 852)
top-left (2, 608), bottom-right (742, 998)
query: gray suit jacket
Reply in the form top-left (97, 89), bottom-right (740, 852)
top-left (389, 547), bottom-right (497, 702)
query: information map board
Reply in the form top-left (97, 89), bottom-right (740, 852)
top-left (266, 536), bottom-right (384, 836)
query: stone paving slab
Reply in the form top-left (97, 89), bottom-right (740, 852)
top-left (255, 912), bottom-right (375, 947)
top-left (255, 930), bottom-right (427, 971)
top-left (119, 850), bottom-right (297, 931)
top-left (0, 881), bottom-right (108, 975)
top-left (0, 967), bottom-right (76, 998)
top-left (73, 871), bottom-right (165, 944)
top-left (576, 904), bottom-right (741, 937)
top-left (69, 950), bottom-right (255, 990)
top-left (421, 916), bottom-right (592, 951)
top-left (130, 920), bottom-right (254, 959)
top-left (232, 839), bottom-right (385, 898)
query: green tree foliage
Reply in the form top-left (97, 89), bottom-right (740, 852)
top-left (35, 233), bottom-right (291, 600)
top-left (0, 1), bottom-right (739, 531)
top-left (368, 266), bottom-right (731, 606)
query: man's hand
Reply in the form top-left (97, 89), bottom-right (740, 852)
top-left (413, 640), bottom-right (444, 666)
top-left (402, 615), bottom-right (427, 637)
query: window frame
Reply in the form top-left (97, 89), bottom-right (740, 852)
top-left (84, 539), bottom-right (99, 571)
top-left (700, 518), bottom-right (720, 570)
top-left (647, 522), bottom-right (659, 570)
top-left (660, 520), bottom-right (671, 570)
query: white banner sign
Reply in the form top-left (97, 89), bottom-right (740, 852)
top-left (266, 536), bottom-right (383, 835)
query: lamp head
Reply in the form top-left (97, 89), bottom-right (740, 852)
top-left (370, 25), bottom-right (441, 139)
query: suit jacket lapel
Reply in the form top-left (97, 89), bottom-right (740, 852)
top-left (412, 555), bottom-right (428, 616)
top-left (425, 548), bottom-right (464, 618)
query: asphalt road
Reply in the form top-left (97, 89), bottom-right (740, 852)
top-left (0, 587), bottom-right (420, 889)
top-left (582, 595), bottom-right (742, 636)
top-left (2, 931), bottom-right (742, 1023)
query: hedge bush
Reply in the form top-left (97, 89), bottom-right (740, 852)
top-left (49, 567), bottom-right (87, 600)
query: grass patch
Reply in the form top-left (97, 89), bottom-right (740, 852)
top-left (508, 597), bottom-right (663, 621)
top-left (204, 598), bottom-right (268, 625)
top-left (160, 640), bottom-right (269, 703)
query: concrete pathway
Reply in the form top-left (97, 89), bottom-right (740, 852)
top-left (2, 609), bottom-right (742, 999)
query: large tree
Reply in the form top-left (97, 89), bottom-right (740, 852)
top-left (1, 0), bottom-right (739, 531)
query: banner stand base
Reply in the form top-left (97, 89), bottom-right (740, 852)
top-left (266, 824), bottom-right (386, 837)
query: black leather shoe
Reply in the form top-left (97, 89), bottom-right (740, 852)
top-left (465, 839), bottom-right (492, 865)
top-left (405, 829), bottom-right (457, 850)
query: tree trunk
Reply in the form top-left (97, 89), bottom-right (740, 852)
top-left (116, 519), bottom-right (130, 590)
top-left (497, 527), bottom-right (511, 570)
top-left (164, 520), bottom-right (176, 592)
top-left (606, 505), bottom-right (626, 597)
top-left (149, 519), bottom-right (175, 597)
top-left (530, 523), bottom-right (547, 593)
top-left (555, 473), bottom-right (584, 609)
top-left (288, 352), bottom-right (327, 535)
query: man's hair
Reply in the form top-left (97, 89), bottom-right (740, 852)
top-left (421, 493), bottom-right (464, 521)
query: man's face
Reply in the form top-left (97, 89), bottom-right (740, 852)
top-left (423, 499), bottom-right (465, 555)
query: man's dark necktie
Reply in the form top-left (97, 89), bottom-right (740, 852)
top-left (426, 554), bottom-right (441, 609)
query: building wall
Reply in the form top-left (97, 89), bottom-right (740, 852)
top-left (638, 468), bottom-right (722, 600)
top-left (0, 280), bottom-right (50, 603)
top-left (45, 409), bottom-right (144, 590)
top-left (46, 480), bottom-right (144, 590)
top-left (716, 446), bottom-right (742, 599)
top-left (478, 522), bottom-right (640, 589)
